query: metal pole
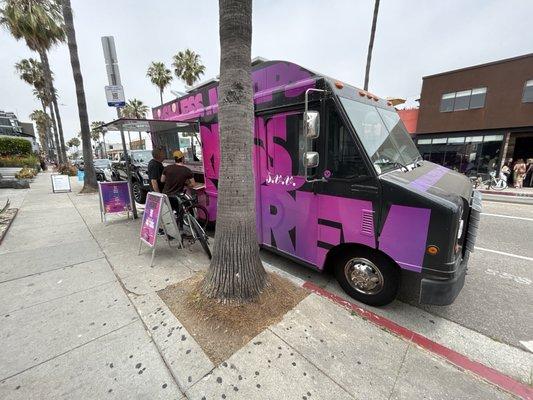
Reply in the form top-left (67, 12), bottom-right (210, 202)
top-left (120, 127), bottom-right (138, 219)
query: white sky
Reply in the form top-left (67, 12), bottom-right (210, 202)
top-left (1, 0), bottom-right (531, 145)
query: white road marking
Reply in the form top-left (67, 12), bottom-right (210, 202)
top-left (484, 268), bottom-right (531, 285)
top-left (481, 212), bottom-right (533, 222)
top-left (519, 340), bottom-right (533, 354)
top-left (475, 246), bottom-right (533, 262)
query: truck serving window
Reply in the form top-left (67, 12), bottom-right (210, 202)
top-left (339, 97), bottom-right (420, 174)
top-left (327, 108), bottom-right (368, 179)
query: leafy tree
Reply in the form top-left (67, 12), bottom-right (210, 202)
top-left (67, 137), bottom-right (80, 149)
top-left (61, 0), bottom-right (97, 192)
top-left (30, 109), bottom-right (51, 154)
top-left (91, 121), bottom-right (107, 157)
top-left (1, 0), bottom-right (68, 164)
top-left (364, 0), bottom-right (380, 91)
top-left (146, 61), bottom-right (173, 105)
top-left (172, 49), bottom-right (206, 87)
top-left (201, 0), bottom-right (266, 302)
top-left (122, 99), bottom-right (149, 119)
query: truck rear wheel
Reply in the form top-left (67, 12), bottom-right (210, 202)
top-left (334, 249), bottom-right (399, 306)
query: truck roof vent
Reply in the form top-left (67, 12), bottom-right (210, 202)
top-left (361, 210), bottom-right (374, 236)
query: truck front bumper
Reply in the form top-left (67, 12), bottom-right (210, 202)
top-left (419, 252), bottom-right (469, 306)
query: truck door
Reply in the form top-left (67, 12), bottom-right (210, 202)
top-left (255, 111), bottom-right (319, 265)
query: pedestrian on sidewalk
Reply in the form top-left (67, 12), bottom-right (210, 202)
top-left (147, 148), bottom-right (165, 193)
top-left (161, 150), bottom-right (195, 213)
top-left (513, 158), bottom-right (527, 188)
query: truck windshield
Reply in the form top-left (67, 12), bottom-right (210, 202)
top-left (130, 150), bottom-right (152, 163)
top-left (339, 97), bottom-right (420, 174)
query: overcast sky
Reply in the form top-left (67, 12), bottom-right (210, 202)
top-left (1, 0), bottom-right (531, 145)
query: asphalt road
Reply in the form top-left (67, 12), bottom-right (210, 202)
top-left (260, 200), bottom-right (533, 351)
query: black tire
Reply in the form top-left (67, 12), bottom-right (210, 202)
top-left (132, 181), bottom-right (147, 204)
top-left (186, 204), bottom-right (209, 231)
top-left (333, 248), bottom-right (399, 306)
top-left (190, 218), bottom-right (212, 259)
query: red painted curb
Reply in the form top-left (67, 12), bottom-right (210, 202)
top-left (303, 281), bottom-right (533, 400)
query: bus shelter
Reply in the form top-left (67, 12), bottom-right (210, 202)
top-left (99, 118), bottom-right (200, 219)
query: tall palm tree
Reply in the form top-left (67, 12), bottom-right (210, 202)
top-left (30, 109), bottom-right (51, 156)
top-left (61, 0), bottom-right (97, 192)
top-left (91, 121), bottom-right (107, 158)
top-left (201, 0), bottom-right (266, 302)
top-left (122, 99), bottom-right (148, 150)
top-left (172, 49), bottom-right (206, 87)
top-left (363, 0), bottom-right (380, 91)
top-left (0, 0), bottom-right (68, 164)
top-left (146, 61), bottom-right (173, 105)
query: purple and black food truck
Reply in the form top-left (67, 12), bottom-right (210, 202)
top-left (152, 59), bottom-right (482, 306)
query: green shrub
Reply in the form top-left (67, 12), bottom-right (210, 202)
top-left (58, 164), bottom-right (77, 176)
top-left (15, 167), bottom-right (37, 179)
top-left (0, 137), bottom-right (32, 156)
top-left (0, 154), bottom-right (40, 169)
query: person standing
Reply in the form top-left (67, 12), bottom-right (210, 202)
top-left (161, 150), bottom-right (195, 211)
top-left (147, 148), bottom-right (165, 192)
top-left (513, 158), bottom-right (527, 188)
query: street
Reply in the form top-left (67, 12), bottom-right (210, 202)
top-left (261, 200), bottom-right (533, 351)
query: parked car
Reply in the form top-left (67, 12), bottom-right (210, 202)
top-left (111, 150), bottom-right (152, 203)
top-left (93, 159), bottom-right (112, 182)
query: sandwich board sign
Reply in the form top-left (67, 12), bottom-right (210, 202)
top-left (98, 181), bottom-right (133, 223)
top-left (51, 174), bottom-right (71, 193)
top-left (138, 192), bottom-right (181, 266)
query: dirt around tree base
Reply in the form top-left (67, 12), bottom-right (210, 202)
top-left (157, 272), bottom-right (309, 365)
top-left (0, 208), bottom-right (18, 244)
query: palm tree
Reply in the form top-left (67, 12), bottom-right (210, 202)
top-left (172, 49), bottom-right (206, 87)
top-left (91, 121), bottom-right (106, 157)
top-left (0, 0), bottom-right (68, 164)
top-left (201, 0), bottom-right (266, 302)
top-left (146, 61), bottom-right (173, 104)
top-left (363, 0), bottom-right (380, 91)
top-left (122, 99), bottom-right (149, 149)
top-left (61, 0), bottom-right (97, 192)
top-left (30, 110), bottom-right (51, 156)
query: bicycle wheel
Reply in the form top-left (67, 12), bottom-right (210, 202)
top-left (190, 216), bottom-right (212, 259)
top-left (189, 204), bottom-right (209, 231)
top-left (490, 179), bottom-right (507, 191)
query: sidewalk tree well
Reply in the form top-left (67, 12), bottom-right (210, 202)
top-left (0, 0), bottom-right (68, 164)
top-left (146, 61), bottom-right (173, 105)
top-left (61, 0), bottom-right (97, 192)
top-left (201, 0), bottom-right (267, 302)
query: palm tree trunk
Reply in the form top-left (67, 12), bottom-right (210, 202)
top-left (52, 96), bottom-right (68, 163)
top-left (61, 0), bottom-right (97, 192)
top-left (49, 105), bottom-right (62, 164)
top-left (364, 0), bottom-right (380, 91)
top-left (201, 0), bottom-right (266, 302)
top-left (160, 89), bottom-right (163, 105)
top-left (102, 132), bottom-right (107, 158)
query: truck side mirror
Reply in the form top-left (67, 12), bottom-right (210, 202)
top-left (304, 111), bottom-right (320, 139)
top-left (303, 151), bottom-right (319, 169)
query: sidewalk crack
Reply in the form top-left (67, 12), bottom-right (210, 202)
top-left (387, 341), bottom-right (411, 400)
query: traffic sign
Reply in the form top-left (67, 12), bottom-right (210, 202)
top-left (105, 85), bottom-right (125, 107)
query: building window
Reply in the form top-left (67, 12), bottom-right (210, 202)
top-left (448, 136), bottom-right (465, 144)
top-left (417, 138), bottom-right (432, 145)
top-left (440, 87), bottom-right (487, 112)
top-left (432, 137), bottom-right (447, 144)
top-left (469, 87), bottom-right (487, 109)
top-left (523, 80), bottom-right (533, 103)
top-left (440, 93), bottom-right (455, 112)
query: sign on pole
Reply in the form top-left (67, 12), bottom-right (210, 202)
top-left (98, 181), bottom-right (133, 223)
top-left (105, 85), bottom-right (126, 107)
top-left (138, 192), bottom-right (181, 266)
top-left (51, 174), bottom-right (72, 193)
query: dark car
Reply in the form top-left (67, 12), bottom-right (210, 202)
top-left (94, 159), bottom-right (112, 182)
top-left (111, 150), bottom-right (152, 203)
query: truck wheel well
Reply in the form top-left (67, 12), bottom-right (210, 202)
top-left (323, 243), bottom-right (400, 275)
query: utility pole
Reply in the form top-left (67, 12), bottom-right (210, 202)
top-left (364, 0), bottom-right (380, 91)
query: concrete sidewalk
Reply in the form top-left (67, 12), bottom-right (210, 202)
top-left (0, 173), bottom-right (524, 399)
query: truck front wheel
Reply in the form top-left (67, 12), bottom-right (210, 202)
top-left (334, 249), bottom-right (399, 306)
top-left (132, 181), bottom-right (147, 204)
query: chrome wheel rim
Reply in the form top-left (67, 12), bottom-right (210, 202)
top-left (344, 258), bottom-right (384, 295)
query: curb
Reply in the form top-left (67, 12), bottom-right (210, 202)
top-left (0, 208), bottom-right (18, 245)
top-left (302, 281), bottom-right (533, 400)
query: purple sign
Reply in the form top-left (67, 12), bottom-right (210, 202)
top-left (140, 192), bottom-right (163, 247)
top-left (99, 182), bottom-right (131, 214)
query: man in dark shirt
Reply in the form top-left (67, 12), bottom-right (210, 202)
top-left (147, 148), bottom-right (165, 192)
top-left (161, 150), bottom-right (195, 197)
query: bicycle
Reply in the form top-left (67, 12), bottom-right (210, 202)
top-left (470, 171), bottom-right (507, 191)
top-left (172, 192), bottom-right (212, 259)
top-left (175, 191), bottom-right (209, 231)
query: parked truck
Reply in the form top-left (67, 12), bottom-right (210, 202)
top-left (151, 59), bottom-right (481, 306)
